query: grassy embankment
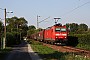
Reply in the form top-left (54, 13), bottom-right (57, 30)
top-left (0, 47), bottom-right (12, 60)
top-left (28, 39), bottom-right (90, 60)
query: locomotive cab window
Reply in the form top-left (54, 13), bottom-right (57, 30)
top-left (61, 28), bottom-right (66, 32)
top-left (55, 28), bottom-right (60, 32)
top-left (55, 28), bottom-right (66, 32)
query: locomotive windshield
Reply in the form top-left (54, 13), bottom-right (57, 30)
top-left (55, 28), bottom-right (66, 32)
top-left (61, 28), bottom-right (66, 32)
top-left (55, 28), bottom-right (60, 32)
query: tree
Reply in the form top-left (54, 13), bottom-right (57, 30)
top-left (66, 23), bottom-right (78, 32)
top-left (36, 28), bottom-right (43, 32)
top-left (16, 17), bottom-right (28, 36)
top-left (6, 16), bottom-right (28, 33)
top-left (78, 23), bottom-right (88, 31)
top-left (6, 17), bottom-right (18, 32)
top-left (28, 25), bottom-right (36, 30)
top-left (27, 25), bottom-right (36, 36)
top-left (6, 16), bottom-right (28, 40)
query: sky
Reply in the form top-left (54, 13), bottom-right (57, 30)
top-left (0, 0), bottom-right (90, 28)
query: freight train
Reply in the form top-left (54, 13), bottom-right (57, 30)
top-left (30, 23), bottom-right (68, 45)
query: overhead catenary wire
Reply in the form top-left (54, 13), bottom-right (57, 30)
top-left (61, 1), bottom-right (90, 17)
top-left (38, 16), bottom-right (50, 23)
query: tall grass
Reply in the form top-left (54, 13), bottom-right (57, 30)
top-left (28, 40), bottom-right (90, 60)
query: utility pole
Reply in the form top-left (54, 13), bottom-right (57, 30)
top-left (0, 8), bottom-right (13, 49)
top-left (37, 15), bottom-right (40, 29)
top-left (37, 15), bottom-right (50, 29)
top-left (3, 8), bottom-right (6, 49)
top-left (37, 15), bottom-right (38, 29)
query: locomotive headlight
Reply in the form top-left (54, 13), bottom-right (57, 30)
top-left (62, 34), bottom-right (67, 36)
top-left (65, 37), bottom-right (67, 38)
top-left (56, 36), bottom-right (58, 38)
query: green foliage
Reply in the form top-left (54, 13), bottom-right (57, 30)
top-left (30, 40), bottom-right (66, 60)
top-left (78, 23), bottom-right (88, 31)
top-left (76, 29), bottom-right (86, 34)
top-left (66, 23), bottom-right (88, 34)
top-left (6, 32), bottom-right (21, 46)
top-left (64, 54), bottom-right (90, 60)
top-left (36, 28), bottom-right (43, 32)
top-left (66, 23), bottom-right (78, 32)
top-left (69, 34), bottom-right (90, 50)
top-left (6, 16), bottom-right (28, 37)
top-left (76, 34), bottom-right (90, 50)
top-left (27, 25), bottom-right (36, 36)
top-left (28, 25), bottom-right (36, 30)
top-left (0, 16), bottom-right (28, 47)
top-left (27, 29), bottom-right (36, 36)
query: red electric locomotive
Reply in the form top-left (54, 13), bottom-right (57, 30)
top-left (44, 23), bottom-right (68, 44)
top-left (37, 23), bottom-right (68, 45)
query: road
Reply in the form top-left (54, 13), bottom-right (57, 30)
top-left (5, 41), bottom-right (32, 60)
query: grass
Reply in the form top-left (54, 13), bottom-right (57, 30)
top-left (0, 47), bottom-right (12, 60)
top-left (30, 40), bottom-right (65, 60)
top-left (76, 44), bottom-right (90, 50)
top-left (28, 39), bottom-right (90, 60)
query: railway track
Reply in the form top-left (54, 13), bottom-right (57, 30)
top-left (32, 40), bottom-right (90, 57)
top-left (42, 42), bottom-right (90, 58)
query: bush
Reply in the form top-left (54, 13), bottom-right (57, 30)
top-left (69, 34), bottom-right (90, 50)
top-left (6, 32), bottom-right (21, 46)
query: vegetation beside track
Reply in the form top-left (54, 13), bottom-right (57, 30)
top-left (28, 39), bottom-right (90, 60)
top-left (75, 34), bottom-right (90, 50)
top-left (0, 47), bottom-right (12, 60)
top-left (68, 33), bottom-right (90, 50)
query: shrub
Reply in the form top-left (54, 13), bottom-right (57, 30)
top-left (6, 32), bottom-right (21, 46)
top-left (69, 34), bottom-right (90, 50)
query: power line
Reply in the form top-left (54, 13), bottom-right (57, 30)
top-left (61, 1), bottom-right (90, 17)
top-left (38, 16), bottom-right (50, 23)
